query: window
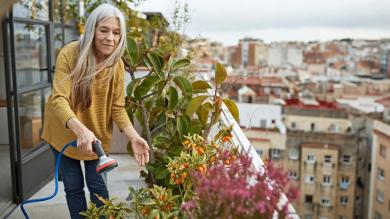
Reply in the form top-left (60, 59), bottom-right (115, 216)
top-left (288, 171), bottom-right (299, 180)
top-left (342, 155), bottom-right (351, 164)
top-left (289, 149), bottom-right (299, 160)
top-left (256, 149), bottom-right (263, 156)
top-left (305, 175), bottom-right (315, 184)
top-left (329, 123), bottom-right (340, 133)
top-left (305, 195), bottom-right (313, 203)
top-left (271, 149), bottom-right (281, 158)
top-left (341, 177), bottom-right (349, 183)
top-left (260, 119), bottom-right (267, 128)
top-left (310, 123), bottom-right (316, 131)
top-left (323, 175), bottom-right (331, 185)
top-left (388, 199), bottom-right (390, 211)
top-left (378, 168), bottom-right (385, 181)
top-left (375, 211), bottom-right (382, 219)
top-left (377, 190), bottom-right (384, 203)
top-left (324, 155), bottom-right (332, 163)
top-left (340, 177), bottom-right (349, 190)
top-left (380, 145), bottom-right (386, 158)
top-left (291, 122), bottom-right (297, 129)
top-left (307, 154), bottom-right (315, 163)
top-left (321, 197), bottom-right (331, 207)
top-left (340, 196), bottom-right (348, 205)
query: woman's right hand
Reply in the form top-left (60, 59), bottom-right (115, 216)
top-left (76, 128), bottom-right (98, 156)
top-left (66, 117), bottom-right (97, 156)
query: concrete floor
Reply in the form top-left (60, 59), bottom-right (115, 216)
top-left (6, 154), bottom-right (146, 219)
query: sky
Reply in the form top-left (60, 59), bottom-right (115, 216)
top-left (133, 0), bottom-right (390, 46)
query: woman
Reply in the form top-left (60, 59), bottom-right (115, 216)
top-left (41, 4), bottom-right (149, 218)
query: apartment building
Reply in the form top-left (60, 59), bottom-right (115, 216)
top-left (231, 38), bottom-right (268, 68)
top-left (283, 101), bottom-right (363, 219)
top-left (368, 120), bottom-right (390, 219)
top-left (367, 97), bottom-right (390, 219)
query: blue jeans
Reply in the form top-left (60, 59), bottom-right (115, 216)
top-left (50, 146), bottom-right (109, 219)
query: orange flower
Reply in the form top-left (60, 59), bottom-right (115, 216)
top-left (197, 147), bottom-right (204, 155)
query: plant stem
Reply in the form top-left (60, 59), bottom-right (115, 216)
top-left (128, 68), bottom-right (156, 185)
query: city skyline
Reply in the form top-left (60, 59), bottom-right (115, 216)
top-left (134, 0), bottom-right (390, 45)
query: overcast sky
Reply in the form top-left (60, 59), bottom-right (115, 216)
top-left (133, 0), bottom-right (390, 46)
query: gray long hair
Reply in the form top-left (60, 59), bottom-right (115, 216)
top-left (70, 3), bottom-right (126, 110)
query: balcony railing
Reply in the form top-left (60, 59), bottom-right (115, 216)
top-left (212, 103), bottom-right (299, 218)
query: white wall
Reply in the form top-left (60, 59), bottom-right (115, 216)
top-left (287, 47), bottom-right (303, 67)
top-left (237, 103), bottom-right (286, 133)
top-left (268, 46), bottom-right (283, 67)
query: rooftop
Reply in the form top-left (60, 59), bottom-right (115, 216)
top-left (285, 98), bottom-right (340, 110)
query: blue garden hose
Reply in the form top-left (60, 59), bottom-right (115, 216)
top-left (20, 141), bottom-right (77, 219)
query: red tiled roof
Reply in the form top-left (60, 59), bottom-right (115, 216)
top-left (285, 98), bottom-right (340, 110)
top-left (224, 76), bottom-right (262, 85)
top-left (376, 96), bottom-right (390, 107)
top-left (260, 77), bottom-right (285, 87)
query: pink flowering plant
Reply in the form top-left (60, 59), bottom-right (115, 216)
top-left (181, 152), bottom-right (299, 219)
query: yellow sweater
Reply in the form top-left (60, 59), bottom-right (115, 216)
top-left (41, 41), bottom-right (131, 160)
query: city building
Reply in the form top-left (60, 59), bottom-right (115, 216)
top-left (282, 100), bottom-right (365, 219)
top-left (268, 43), bottom-right (303, 68)
top-left (367, 97), bottom-right (390, 219)
top-left (231, 38), bottom-right (268, 68)
top-left (368, 119), bottom-right (390, 219)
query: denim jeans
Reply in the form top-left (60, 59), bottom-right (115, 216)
top-left (50, 146), bottom-right (109, 219)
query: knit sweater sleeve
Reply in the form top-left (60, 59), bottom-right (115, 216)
top-left (51, 49), bottom-right (77, 127)
top-left (111, 60), bottom-right (131, 130)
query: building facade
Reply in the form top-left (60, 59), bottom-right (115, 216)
top-left (282, 105), bottom-right (364, 219)
top-left (368, 117), bottom-right (390, 219)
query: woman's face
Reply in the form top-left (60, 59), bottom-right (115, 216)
top-left (94, 16), bottom-right (121, 58)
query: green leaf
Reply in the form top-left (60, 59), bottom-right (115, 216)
top-left (135, 108), bottom-right (143, 124)
top-left (215, 62), bottom-right (227, 85)
top-left (126, 37), bottom-right (139, 67)
top-left (173, 76), bottom-right (193, 100)
top-left (126, 79), bottom-right (140, 96)
top-left (177, 116), bottom-right (189, 141)
top-left (211, 109), bottom-right (221, 125)
top-left (192, 80), bottom-right (211, 90)
top-left (168, 86), bottom-right (179, 109)
top-left (203, 102), bottom-right (214, 111)
top-left (171, 58), bottom-right (190, 72)
top-left (134, 75), bottom-right (160, 100)
top-left (145, 52), bottom-right (162, 76)
top-left (149, 107), bottom-right (164, 125)
top-left (189, 120), bottom-right (203, 135)
top-left (223, 98), bottom-right (239, 122)
top-left (165, 111), bottom-right (175, 119)
top-left (198, 105), bottom-right (209, 126)
top-left (185, 95), bottom-right (208, 117)
top-left (156, 168), bottom-right (169, 180)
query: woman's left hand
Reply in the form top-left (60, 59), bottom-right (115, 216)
top-left (130, 135), bottom-right (150, 167)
